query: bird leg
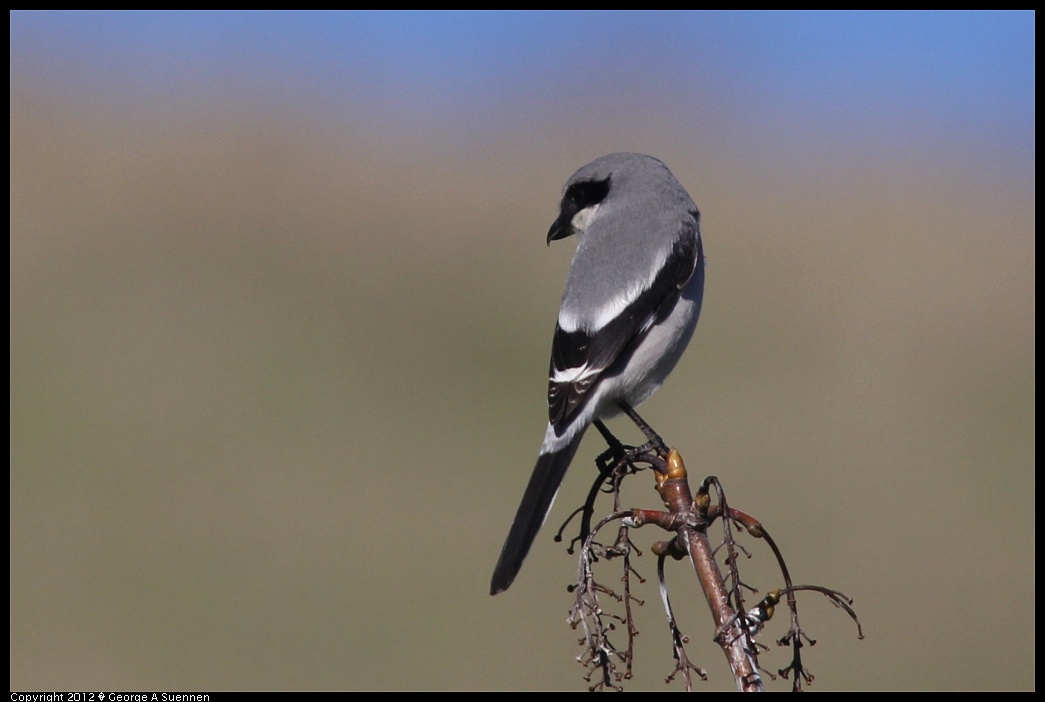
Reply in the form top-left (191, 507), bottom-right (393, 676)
top-left (593, 419), bottom-right (625, 453)
top-left (593, 419), bottom-right (628, 471)
top-left (618, 401), bottom-right (668, 456)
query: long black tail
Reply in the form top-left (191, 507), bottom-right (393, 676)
top-left (490, 429), bottom-right (587, 594)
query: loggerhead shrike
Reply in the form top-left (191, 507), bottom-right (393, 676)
top-left (491, 153), bottom-right (704, 595)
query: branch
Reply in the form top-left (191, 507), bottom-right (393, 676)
top-left (563, 431), bottom-right (861, 691)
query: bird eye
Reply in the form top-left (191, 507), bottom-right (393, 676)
top-left (564, 178), bottom-right (610, 211)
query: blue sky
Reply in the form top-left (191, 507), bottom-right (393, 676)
top-left (11, 11), bottom-right (1034, 144)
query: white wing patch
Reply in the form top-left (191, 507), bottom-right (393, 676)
top-left (557, 245), bottom-right (671, 333)
top-left (551, 363), bottom-right (601, 385)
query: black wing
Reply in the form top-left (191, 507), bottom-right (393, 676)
top-left (547, 218), bottom-right (701, 430)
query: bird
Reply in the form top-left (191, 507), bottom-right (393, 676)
top-left (491, 153), bottom-right (705, 595)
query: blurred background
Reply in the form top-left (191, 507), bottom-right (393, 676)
top-left (10, 11), bottom-right (1034, 691)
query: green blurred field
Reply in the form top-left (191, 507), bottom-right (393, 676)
top-left (10, 72), bottom-right (1034, 691)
